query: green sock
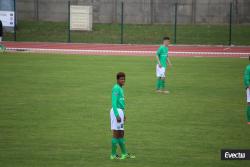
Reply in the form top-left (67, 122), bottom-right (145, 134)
top-left (247, 106), bottom-right (250, 122)
top-left (156, 78), bottom-right (161, 90)
top-left (118, 138), bottom-right (127, 155)
top-left (161, 80), bottom-right (165, 89)
top-left (111, 138), bottom-right (118, 156)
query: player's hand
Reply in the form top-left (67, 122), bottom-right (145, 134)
top-left (116, 116), bottom-right (121, 123)
top-left (158, 64), bottom-right (162, 68)
top-left (248, 86), bottom-right (250, 89)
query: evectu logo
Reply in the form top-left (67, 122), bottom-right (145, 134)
top-left (221, 149), bottom-right (250, 160)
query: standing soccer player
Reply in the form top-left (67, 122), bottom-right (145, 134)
top-left (0, 20), bottom-right (6, 52)
top-left (244, 62), bottom-right (250, 124)
top-left (0, 20), bottom-right (3, 42)
top-left (110, 72), bottom-right (135, 160)
top-left (155, 37), bottom-right (172, 93)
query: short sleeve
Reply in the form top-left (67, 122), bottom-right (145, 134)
top-left (156, 46), bottom-right (162, 57)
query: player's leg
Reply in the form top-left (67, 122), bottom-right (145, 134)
top-left (160, 77), bottom-right (168, 94)
top-left (117, 130), bottom-right (127, 156)
top-left (115, 109), bottom-right (135, 159)
top-left (156, 77), bottom-right (161, 91)
top-left (0, 36), bottom-right (2, 51)
top-left (110, 131), bottom-right (120, 159)
top-left (0, 44), bottom-right (5, 52)
top-left (160, 77), bottom-right (165, 89)
top-left (110, 109), bottom-right (120, 159)
top-left (156, 65), bottom-right (162, 91)
top-left (156, 64), bottom-right (165, 92)
top-left (247, 103), bottom-right (250, 124)
top-left (246, 88), bottom-right (250, 124)
top-left (116, 109), bottom-right (127, 156)
top-left (118, 131), bottom-right (128, 159)
top-left (0, 37), bottom-right (6, 52)
top-left (119, 131), bottom-right (135, 159)
top-left (161, 68), bottom-right (169, 93)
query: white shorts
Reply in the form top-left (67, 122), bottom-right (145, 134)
top-left (110, 108), bottom-right (124, 130)
top-left (246, 88), bottom-right (250, 103)
top-left (156, 64), bottom-right (166, 78)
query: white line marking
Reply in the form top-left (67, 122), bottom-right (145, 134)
top-left (223, 47), bottom-right (230, 51)
top-left (6, 47), bottom-right (250, 56)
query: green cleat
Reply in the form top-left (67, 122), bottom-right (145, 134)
top-left (120, 153), bottom-right (136, 160)
top-left (110, 154), bottom-right (120, 160)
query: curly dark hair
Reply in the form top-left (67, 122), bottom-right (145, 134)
top-left (116, 72), bottom-right (126, 80)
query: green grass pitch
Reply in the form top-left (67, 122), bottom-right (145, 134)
top-left (0, 52), bottom-right (250, 167)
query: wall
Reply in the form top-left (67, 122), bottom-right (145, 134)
top-left (14, 0), bottom-right (250, 24)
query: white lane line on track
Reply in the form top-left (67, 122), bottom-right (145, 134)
top-left (6, 47), bottom-right (250, 56)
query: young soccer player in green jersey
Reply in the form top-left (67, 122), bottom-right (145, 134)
top-left (0, 20), bottom-right (6, 52)
top-left (155, 37), bottom-right (172, 93)
top-left (110, 72), bottom-right (135, 160)
top-left (244, 62), bottom-right (250, 124)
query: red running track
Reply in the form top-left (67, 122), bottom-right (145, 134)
top-left (2, 41), bottom-right (250, 58)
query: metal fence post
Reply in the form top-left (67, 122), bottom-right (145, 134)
top-left (229, 2), bottom-right (232, 45)
top-left (120, 1), bottom-right (124, 44)
top-left (173, 2), bottom-right (177, 44)
top-left (35, 0), bottom-right (39, 21)
top-left (68, 1), bottom-right (71, 43)
top-left (14, 0), bottom-right (16, 41)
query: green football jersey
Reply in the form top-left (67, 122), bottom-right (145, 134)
top-left (112, 84), bottom-right (125, 117)
top-left (156, 45), bottom-right (169, 68)
top-left (244, 64), bottom-right (250, 88)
